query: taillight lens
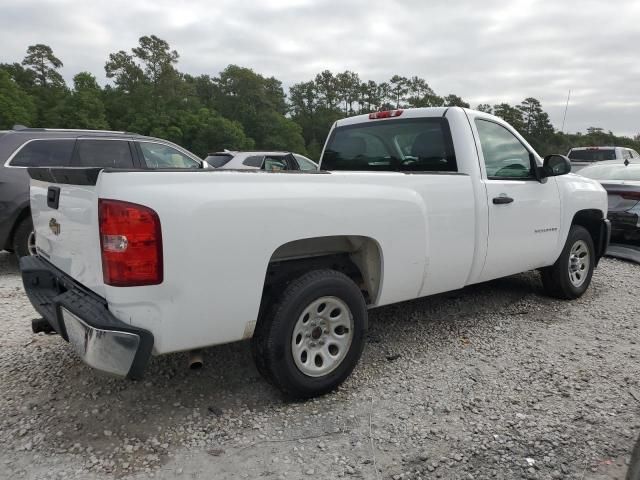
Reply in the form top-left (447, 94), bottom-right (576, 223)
top-left (99, 199), bottom-right (163, 286)
top-left (609, 191), bottom-right (640, 201)
top-left (621, 192), bottom-right (640, 201)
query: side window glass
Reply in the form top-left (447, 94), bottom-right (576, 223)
top-left (475, 119), bottom-right (533, 179)
top-left (264, 156), bottom-right (287, 171)
top-left (139, 142), bottom-right (200, 168)
top-left (76, 140), bottom-right (134, 168)
top-left (10, 139), bottom-right (75, 167)
top-left (243, 155), bottom-right (264, 168)
top-left (294, 155), bottom-right (318, 171)
top-left (285, 154), bottom-right (300, 170)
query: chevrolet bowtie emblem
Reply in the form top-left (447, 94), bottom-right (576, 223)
top-left (49, 218), bottom-right (61, 236)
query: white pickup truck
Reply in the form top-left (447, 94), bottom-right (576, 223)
top-left (21, 107), bottom-right (610, 398)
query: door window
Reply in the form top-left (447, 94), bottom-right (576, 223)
top-left (205, 153), bottom-right (234, 168)
top-left (243, 155), bottom-right (264, 168)
top-left (76, 139), bottom-right (134, 168)
top-left (264, 156), bottom-right (288, 171)
top-left (139, 142), bottom-right (200, 168)
top-left (10, 139), bottom-right (75, 167)
top-left (293, 154), bottom-right (318, 171)
top-left (475, 119), bottom-right (533, 179)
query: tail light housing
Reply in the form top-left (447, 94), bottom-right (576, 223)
top-left (621, 191), bottom-right (640, 202)
top-left (369, 109), bottom-right (403, 120)
top-left (609, 191), bottom-right (640, 201)
top-left (99, 199), bottom-right (163, 286)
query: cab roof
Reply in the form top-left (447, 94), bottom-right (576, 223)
top-left (335, 107), bottom-right (450, 128)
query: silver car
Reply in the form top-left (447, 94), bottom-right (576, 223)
top-left (568, 146), bottom-right (640, 173)
top-left (205, 151), bottom-right (318, 171)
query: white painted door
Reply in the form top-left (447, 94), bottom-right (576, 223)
top-left (473, 119), bottom-right (561, 281)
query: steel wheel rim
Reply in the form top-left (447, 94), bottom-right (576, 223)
top-left (568, 239), bottom-right (590, 288)
top-left (291, 296), bottom-right (354, 378)
top-left (27, 231), bottom-right (37, 256)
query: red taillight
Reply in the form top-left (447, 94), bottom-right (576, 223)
top-left (621, 192), bottom-right (640, 201)
top-left (99, 199), bottom-right (163, 287)
top-left (608, 190), bottom-right (640, 201)
top-left (369, 109), bottom-right (403, 120)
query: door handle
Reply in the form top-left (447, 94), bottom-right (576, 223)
top-left (47, 186), bottom-right (61, 209)
top-left (493, 196), bottom-right (514, 205)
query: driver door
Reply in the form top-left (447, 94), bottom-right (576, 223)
top-left (474, 119), bottom-right (561, 282)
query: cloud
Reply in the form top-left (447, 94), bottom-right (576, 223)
top-left (0, 0), bottom-right (638, 136)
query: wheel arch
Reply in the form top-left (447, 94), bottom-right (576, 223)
top-left (570, 208), bottom-right (607, 265)
top-left (5, 204), bottom-right (31, 251)
top-left (261, 235), bottom-right (384, 310)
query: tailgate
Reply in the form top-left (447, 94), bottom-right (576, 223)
top-left (29, 168), bottom-right (105, 297)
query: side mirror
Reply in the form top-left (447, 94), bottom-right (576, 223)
top-left (201, 160), bottom-right (211, 169)
top-left (541, 154), bottom-right (572, 178)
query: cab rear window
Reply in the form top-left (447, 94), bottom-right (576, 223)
top-left (322, 118), bottom-right (457, 172)
top-left (568, 149), bottom-right (616, 162)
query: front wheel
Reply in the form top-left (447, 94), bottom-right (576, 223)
top-left (541, 225), bottom-right (595, 299)
top-left (251, 269), bottom-right (367, 399)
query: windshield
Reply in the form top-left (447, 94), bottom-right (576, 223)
top-left (580, 164), bottom-right (640, 181)
top-left (206, 154), bottom-right (234, 168)
top-left (568, 149), bottom-right (616, 162)
top-left (322, 118), bottom-right (456, 172)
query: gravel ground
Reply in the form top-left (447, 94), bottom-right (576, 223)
top-left (1, 250), bottom-right (639, 480)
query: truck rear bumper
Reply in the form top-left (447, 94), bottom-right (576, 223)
top-left (19, 256), bottom-right (153, 379)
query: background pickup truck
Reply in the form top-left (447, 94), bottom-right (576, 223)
top-left (21, 107), bottom-right (610, 398)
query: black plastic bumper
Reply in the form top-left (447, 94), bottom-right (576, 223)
top-left (608, 211), bottom-right (640, 238)
top-left (19, 256), bottom-right (153, 379)
top-left (597, 219), bottom-right (612, 264)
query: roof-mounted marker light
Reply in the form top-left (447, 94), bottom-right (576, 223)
top-left (368, 109), bottom-right (404, 120)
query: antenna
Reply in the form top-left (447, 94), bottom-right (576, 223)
top-left (561, 89), bottom-right (571, 133)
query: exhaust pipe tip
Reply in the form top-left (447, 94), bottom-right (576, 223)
top-left (32, 318), bottom-right (54, 334)
top-left (188, 349), bottom-right (203, 370)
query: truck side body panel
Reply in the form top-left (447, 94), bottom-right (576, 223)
top-left (91, 170), bottom-right (476, 354)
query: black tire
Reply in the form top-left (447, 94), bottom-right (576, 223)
top-left (627, 434), bottom-right (640, 480)
top-left (541, 225), bottom-right (595, 299)
top-left (251, 269), bottom-right (367, 399)
top-left (12, 217), bottom-right (35, 258)
top-left (251, 294), bottom-right (276, 385)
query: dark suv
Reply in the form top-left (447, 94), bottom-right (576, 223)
top-left (0, 126), bottom-right (203, 257)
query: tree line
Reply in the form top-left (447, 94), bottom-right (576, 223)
top-left (1, 35), bottom-right (639, 160)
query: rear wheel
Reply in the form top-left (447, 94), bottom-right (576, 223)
top-left (541, 225), bottom-right (594, 299)
top-left (251, 269), bottom-right (367, 399)
top-left (12, 217), bottom-right (36, 258)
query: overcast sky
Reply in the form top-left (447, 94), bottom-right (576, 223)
top-left (1, 0), bottom-right (639, 136)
